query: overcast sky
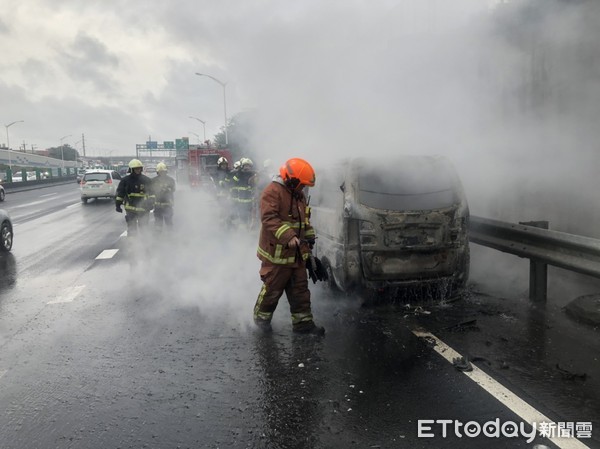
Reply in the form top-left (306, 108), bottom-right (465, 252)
top-left (2, 0), bottom-right (494, 157)
top-left (4, 0), bottom-right (600, 229)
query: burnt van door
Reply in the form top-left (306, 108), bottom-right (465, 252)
top-left (309, 166), bottom-right (347, 292)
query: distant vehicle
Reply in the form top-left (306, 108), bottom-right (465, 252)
top-left (0, 184), bottom-right (4, 202)
top-left (76, 169), bottom-right (87, 184)
top-left (188, 146), bottom-right (232, 189)
top-left (309, 155), bottom-right (470, 298)
top-left (11, 172), bottom-right (37, 182)
top-left (0, 209), bottom-right (13, 252)
top-left (80, 169), bottom-right (122, 204)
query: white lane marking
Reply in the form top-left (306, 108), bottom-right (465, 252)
top-left (66, 202), bottom-right (81, 209)
top-left (120, 231), bottom-right (127, 238)
top-left (11, 199), bottom-right (47, 209)
top-left (47, 285), bottom-right (86, 305)
top-left (412, 330), bottom-right (591, 449)
top-left (40, 193), bottom-right (58, 197)
top-left (0, 369), bottom-right (7, 380)
top-left (96, 249), bottom-right (119, 260)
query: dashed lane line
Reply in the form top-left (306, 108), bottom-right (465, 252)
top-left (0, 369), bottom-right (6, 380)
top-left (120, 230), bottom-right (127, 238)
top-left (96, 249), bottom-right (119, 260)
top-left (47, 285), bottom-right (86, 305)
top-left (66, 202), bottom-right (81, 209)
top-left (412, 330), bottom-right (591, 449)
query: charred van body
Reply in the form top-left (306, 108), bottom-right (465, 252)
top-left (309, 156), bottom-right (469, 299)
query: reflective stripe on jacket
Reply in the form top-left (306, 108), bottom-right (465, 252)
top-left (151, 174), bottom-right (176, 207)
top-left (115, 173), bottom-right (155, 212)
top-left (256, 177), bottom-right (315, 267)
top-left (230, 171), bottom-right (256, 202)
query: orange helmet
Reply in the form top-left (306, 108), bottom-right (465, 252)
top-left (279, 158), bottom-right (316, 189)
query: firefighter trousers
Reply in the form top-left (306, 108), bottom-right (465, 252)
top-left (125, 210), bottom-right (150, 236)
top-left (154, 205), bottom-right (173, 228)
top-left (253, 262), bottom-right (315, 330)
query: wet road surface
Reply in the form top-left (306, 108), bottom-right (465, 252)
top-left (0, 185), bottom-right (597, 448)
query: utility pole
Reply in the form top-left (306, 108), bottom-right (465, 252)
top-left (82, 133), bottom-right (86, 157)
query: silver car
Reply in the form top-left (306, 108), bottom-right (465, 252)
top-left (0, 184), bottom-right (5, 202)
top-left (309, 155), bottom-right (470, 298)
top-left (0, 209), bottom-right (13, 252)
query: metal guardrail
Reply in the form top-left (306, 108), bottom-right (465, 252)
top-left (469, 215), bottom-right (600, 301)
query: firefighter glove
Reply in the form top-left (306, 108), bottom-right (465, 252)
top-left (306, 256), bottom-right (328, 284)
top-left (115, 204), bottom-right (123, 213)
top-left (314, 256), bottom-right (328, 282)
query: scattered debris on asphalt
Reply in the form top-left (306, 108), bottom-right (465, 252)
top-left (452, 356), bottom-right (473, 372)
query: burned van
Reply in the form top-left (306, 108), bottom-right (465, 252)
top-left (309, 155), bottom-right (469, 296)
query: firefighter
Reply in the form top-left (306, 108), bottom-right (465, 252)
top-left (115, 159), bottom-right (155, 236)
top-left (214, 156), bottom-right (232, 226)
top-left (253, 157), bottom-right (327, 335)
top-left (229, 157), bottom-right (256, 227)
top-left (214, 156), bottom-right (231, 198)
top-left (231, 160), bottom-right (241, 175)
top-left (151, 162), bottom-right (176, 230)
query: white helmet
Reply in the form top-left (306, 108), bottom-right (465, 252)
top-left (217, 156), bottom-right (228, 166)
top-left (233, 160), bottom-right (241, 170)
top-left (240, 157), bottom-right (254, 169)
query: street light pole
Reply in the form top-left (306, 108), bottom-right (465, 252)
top-left (5, 120), bottom-right (24, 173)
top-left (59, 134), bottom-right (72, 172)
top-left (189, 116), bottom-right (206, 142)
top-left (188, 131), bottom-right (201, 145)
top-left (194, 73), bottom-right (228, 145)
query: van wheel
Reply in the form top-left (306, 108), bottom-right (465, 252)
top-left (322, 260), bottom-right (340, 294)
top-left (81, 197), bottom-right (88, 204)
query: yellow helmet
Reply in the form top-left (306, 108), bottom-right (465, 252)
top-left (128, 159), bottom-right (143, 169)
top-left (156, 162), bottom-right (168, 172)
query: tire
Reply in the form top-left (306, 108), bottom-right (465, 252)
top-left (81, 197), bottom-right (88, 204)
top-left (0, 189), bottom-right (5, 202)
top-left (1, 221), bottom-right (13, 252)
top-left (322, 259), bottom-right (341, 294)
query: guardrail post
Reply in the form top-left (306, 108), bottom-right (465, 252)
top-left (520, 220), bottom-right (549, 302)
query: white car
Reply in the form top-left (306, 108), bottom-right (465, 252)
top-left (0, 184), bottom-right (5, 202)
top-left (80, 170), bottom-right (122, 204)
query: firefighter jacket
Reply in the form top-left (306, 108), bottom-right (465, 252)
top-left (214, 168), bottom-right (231, 197)
top-left (230, 170), bottom-right (256, 203)
top-left (257, 177), bottom-right (316, 267)
top-left (115, 173), bottom-right (155, 212)
top-left (151, 173), bottom-right (176, 208)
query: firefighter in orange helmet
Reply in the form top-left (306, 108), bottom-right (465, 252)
top-left (253, 157), bottom-right (327, 335)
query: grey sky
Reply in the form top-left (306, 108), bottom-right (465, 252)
top-left (3, 0), bottom-right (599, 232)
top-left (2, 0), bottom-right (490, 155)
